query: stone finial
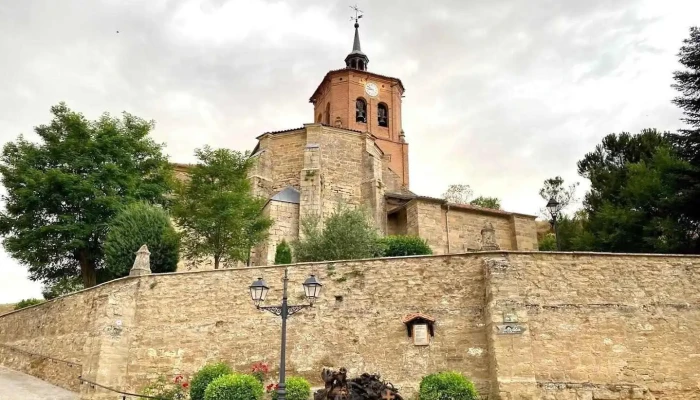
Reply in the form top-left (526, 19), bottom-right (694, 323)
top-left (480, 223), bottom-right (500, 251)
top-left (129, 245), bottom-right (152, 277)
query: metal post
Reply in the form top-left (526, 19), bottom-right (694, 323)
top-left (277, 267), bottom-right (289, 400)
top-left (553, 215), bottom-right (560, 251)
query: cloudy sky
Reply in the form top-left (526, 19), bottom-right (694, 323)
top-left (0, 0), bottom-right (698, 302)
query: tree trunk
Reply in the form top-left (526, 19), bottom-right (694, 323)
top-left (78, 250), bottom-right (97, 287)
top-left (214, 254), bottom-right (220, 270)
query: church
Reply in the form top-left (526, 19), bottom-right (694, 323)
top-left (242, 19), bottom-right (538, 266)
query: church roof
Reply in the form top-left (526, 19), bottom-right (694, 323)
top-left (309, 68), bottom-right (405, 103)
top-left (385, 192), bottom-right (537, 219)
top-left (270, 186), bottom-right (300, 204)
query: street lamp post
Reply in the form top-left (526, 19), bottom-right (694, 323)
top-left (546, 197), bottom-right (561, 251)
top-left (249, 268), bottom-right (322, 400)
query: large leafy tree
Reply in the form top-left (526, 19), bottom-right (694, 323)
top-left (0, 103), bottom-right (172, 287)
top-left (577, 129), bottom-right (694, 253)
top-left (670, 26), bottom-right (700, 248)
top-left (172, 146), bottom-right (272, 269)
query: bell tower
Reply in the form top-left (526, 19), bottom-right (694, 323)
top-left (308, 8), bottom-right (409, 187)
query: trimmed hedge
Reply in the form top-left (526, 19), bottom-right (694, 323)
top-left (419, 371), bottom-right (478, 400)
top-left (379, 235), bottom-right (433, 257)
top-left (274, 240), bottom-right (292, 264)
top-left (190, 362), bottom-right (233, 400)
top-left (271, 377), bottom-right (311, 400)
top-left (204, 374), bottom-right (263, 400)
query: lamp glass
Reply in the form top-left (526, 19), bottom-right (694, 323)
top-left (302, 274), bottom-right (323, 303)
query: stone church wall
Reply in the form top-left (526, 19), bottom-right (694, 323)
top-left (1, 253), bottom-right (699, 399)
top-left (407, 199), bottom-right (537, 253)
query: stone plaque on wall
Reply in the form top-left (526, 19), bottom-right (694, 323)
top-left (497, 324), bottom-right (526, 335)
top-left (413, 324), bottom-right (430, 346)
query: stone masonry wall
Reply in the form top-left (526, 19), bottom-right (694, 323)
top-left (1, 252), bottom-right (699, 400)
top-left (255, 200), bottom-right (300, 266)
top-left (409, 200), bottom-right (536, 254)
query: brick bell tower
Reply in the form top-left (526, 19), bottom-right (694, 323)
top-left (309, 11), bottom-right (409, 188)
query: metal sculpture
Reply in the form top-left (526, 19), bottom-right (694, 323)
top-left (314, 368), bottom-right (403, 400)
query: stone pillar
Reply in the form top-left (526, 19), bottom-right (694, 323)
top-left (299, 143), bottom-right (322, 237)
top-left (483, 256), bottom-right (538, 400)
top-left (129, 245), bottom-right (151, 277)
top-left (80, 281), bottom-right (140, 400)
top-left (361, 134), bottom-right (386, 233)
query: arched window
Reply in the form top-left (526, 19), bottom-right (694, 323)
top-left (325, 103), bottom-right (331, 125)
top-left (378, 103), bottom-right (388, 127)
top-left (358, 60), bottom-right (364, 70)
top-left (355, 98), bottom-right (367, 123)
top-left (351, 59), bottom-right (357, 69)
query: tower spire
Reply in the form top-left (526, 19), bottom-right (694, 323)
top-left (345, 5), bottom-right (369, 71)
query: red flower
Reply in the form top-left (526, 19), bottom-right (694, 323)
top-left (174, 375), bottom-right (183, 383)
top-left (182, 382), bottom-right (189, 389)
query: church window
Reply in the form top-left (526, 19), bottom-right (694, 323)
top-left (378, 103), bottom-right (388, 127)
top-left (358, 60), bottom-right (365, 70)
top-left (356, 98), bottom-right (367, 123)
top-left (325, 103), bottom-right (331, 125)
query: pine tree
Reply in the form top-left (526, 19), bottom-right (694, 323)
top-left (670, 27), bottom-right (700, 250)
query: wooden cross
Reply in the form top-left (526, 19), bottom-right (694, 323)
top-left (381, 388), bottom-right (395, 400)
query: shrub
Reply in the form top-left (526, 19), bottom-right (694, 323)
top-left (379, 235), bottom-right (433, 257)
top-left (14, 298), bottom-right (43, 310)
top-left (270, 377), bottom-right (311, 400)
top-left (274, 240), bottom-right (292, 265)
top-left (293, 206), bottom-right (382, 262)
top-left (104, 202), bottom-right (180, 279)
top-left (190, 362), bottom-right (233, 400)
top-left (250, 361), bottom-right (270, 384)
top-left (419, 371), bottom-right (478, 400)
top-left (204, 374), bottom-right (263, 400)
top-left (538, 233), bottom-right (557, 251)
top-left (141, 375), bottom-right (190, 400)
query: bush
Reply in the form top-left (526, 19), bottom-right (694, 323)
top-left (270, 377), bottom-right (311, 400)
top-left (204, 374), bottom-right (263, 400)
top-left (190, 362), bottom-right (233, 400)
top-left (419, 371), bottom-right (478, 400)
top-left (141, 375), bottom-right (189, 400)
top-left (14, 298), bottom-right (43, 310)
top-left (293, 206), bottom-right (382, 262)
top-left (104, 202), bottom-right (180, 279)
top-left (379, 235), bottom-right (433, 257)
top-left (274, 240), bottom-right (292, 265)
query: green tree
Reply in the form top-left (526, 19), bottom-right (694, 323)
top-left (274, 240), bottom-right (292, 265)
top-left (442, 184), bottom-right (472, 204)
top-left (104, 202), bottom-right (180, 278)
top-left (670, 26), bottom-right (700, 251)
top-left (469, 196), bottom-right (501, 210)
top-left (538, 176), bottom-right (578, 217)
top-left (577, 130), bottom-right (693, 253)
top-left (0, 103), bottom-right (172, 288)
top-left (41, 276), bottom-right (83, 300)
top-left (293, 206), bottom-right (382, 262)
top-left (172, 146), bottom-right (272, 269)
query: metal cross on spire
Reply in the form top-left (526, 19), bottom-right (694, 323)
top-left (350, 4), bottom-right (363, 24)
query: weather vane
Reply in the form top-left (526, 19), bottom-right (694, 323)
top-left (350, 4), bottom-right (363, 24)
